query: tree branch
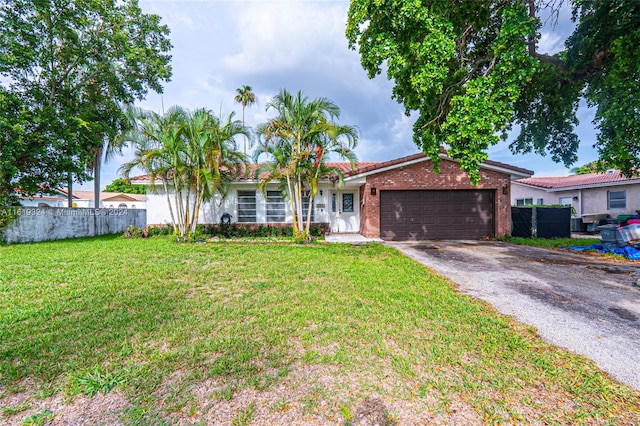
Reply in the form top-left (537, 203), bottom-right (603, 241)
top-left (530, 51), bottom-right (568, 71)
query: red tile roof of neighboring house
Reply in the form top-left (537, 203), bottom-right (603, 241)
top-left (57, 189), bottom-right (146, 201)
top-left (516, 170), bottom-right (640, 189)
top-left (130, 153), bottom-right (533, 183)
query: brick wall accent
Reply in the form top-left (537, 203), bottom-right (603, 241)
top-left (359, 158), bottom-right (512, 238)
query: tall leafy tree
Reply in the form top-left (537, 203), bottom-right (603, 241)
top-left (234, 85), bottom-right (257, 155)
top-left (0, 0), bottom-right (172, 205)
top-left (121, 107), bottom-right (248, 238)
top-left (104, 178), bottom-right (146, 194)
top-left (0, 89), bottom-right (55, 206)
top-left (255, 89), bottom-right (358, 240)
top-left (346, 0), bottom-right (640, 182)
top-left (570, 160), bottom-right (606, 175)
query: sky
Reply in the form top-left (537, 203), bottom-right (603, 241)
top-left (95, 0), bottom-right (600, 189)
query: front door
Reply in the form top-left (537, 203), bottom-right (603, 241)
top-left (330, 190), bottom-right (359, 233)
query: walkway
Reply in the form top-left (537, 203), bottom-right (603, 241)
top-left (324, 233), bottom-right (383, 244)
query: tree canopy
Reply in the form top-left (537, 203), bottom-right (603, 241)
top-left (346, 0), bottom-right (640, 183)
top-left (0, 0), bottom-right (172, 205)
top-left (121, 106), bottom-right (248, 239)
top-left (104, 178), bottom-right (146, 194)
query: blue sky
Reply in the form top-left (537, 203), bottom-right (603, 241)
top-left (96, 0), bottom-right (600, 189)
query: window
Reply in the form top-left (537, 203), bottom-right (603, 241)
top-left (342, 193), bottom-right (354, 212)
top-left (515, 198), bottom-right (533, 207)
top-left (237, 190), bottom-right (256, 222)
top-left (266, 190), bottom-right (285, 222)
top-left (536, 198), bottom-right (544, 205)
top-left (559, 197), bottom-right (573, 205)
top-left (331, 193), bottom-right (337, 212)
top-left (608, 190), bottom-right (626, 209)
top-left (118, 203), bottom-right (127, 209)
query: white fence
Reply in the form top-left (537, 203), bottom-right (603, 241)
top-left (1, 207), bottom-right (146, 244)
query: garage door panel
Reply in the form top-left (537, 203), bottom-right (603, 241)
top-left (407, 204), bottom-right (423, 214)
top-left (380, 190), bottom-right (495, 241)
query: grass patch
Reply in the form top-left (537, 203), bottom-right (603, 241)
top-left (1, 402), bottom-right (30, 416)
top-left (21, 409), bottom-right (52, 426)
top-left (68, 365), bottom-right (128, 397)
top-left (499, 235), bottom-right (601, 248)
top-left (1, 236), bottom-right (639, 424)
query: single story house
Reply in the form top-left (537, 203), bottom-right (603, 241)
top-left (512, 171), bottom-right (640, 223)
top-left (20, 189), bottom-right (146, 209)
top-left (18, 192), bottom-right (68, 207)
top-left (132, 152), bottom-right (533, 241)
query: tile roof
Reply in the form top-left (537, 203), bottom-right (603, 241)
top-left (515, 170), bottom-right (640, 189)
top-left (130, 153), bottom-right (533, 182)
top-left (57, 189), bottom-right (146, 201)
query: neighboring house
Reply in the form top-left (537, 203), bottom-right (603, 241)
top-left (512, 171), bottom-right (640, 222)
top-left (132, 152), bottom-right (532, 241)
top-left (18, 192), bottom-right (68, 207)
top-left (20, 189), bottom-right (146, 209)
top-left (59, 190), bottom-right (147, 209)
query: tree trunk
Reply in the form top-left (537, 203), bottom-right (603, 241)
top-left (295, 175), bottom-right (304, 233)
top-left (305, 193), bottom-right (314, 236)
top-left (242, 106), bottom-right (246, 155)
top-left (286, 174), bottom-right (298, 233)
top-left (162, 178), bottom-right (177, 232)
top-left (173, 181), bottom-right (185, 237)
top-left (93, 150), bottom-right (101, 208)
top-left (67, 173), bottom-right (73, 207)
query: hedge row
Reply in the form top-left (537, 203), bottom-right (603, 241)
top-left (124, 223), bottom-right (325, 239)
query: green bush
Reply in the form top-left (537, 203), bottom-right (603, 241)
top-left (123, 224), bottom-right (173, 238)
top-left (123, 223), bottom-right (325, 240)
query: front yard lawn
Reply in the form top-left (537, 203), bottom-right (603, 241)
top-left (1, 236), bottom-right (639, 424)
top-left (499, 236), bottom-right (602, 249)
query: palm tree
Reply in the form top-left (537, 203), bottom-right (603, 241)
top-left (85, 103), bottom-right (135, 208)
top-left (121, 106), bottom-right (248, 238)
top-left (181, 108), bottom-right (247, 233)
top-left (255, 89), bottom-right (359, 240)
top-left (120, 106), bottom-right (186, 233)
top-left (234, 85), bottom-right (257, 155)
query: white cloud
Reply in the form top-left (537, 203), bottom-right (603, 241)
top-left (537, 32), bottom-right (565, 55)
top-left (221, 2), bottom-right (349, 74)
top-left (87, 0), bottom-right (600, 190)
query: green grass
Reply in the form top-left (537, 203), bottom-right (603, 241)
top-left (1, 235), bottom-right (639, 424)
top-left (499, 235), bottom-right (601, 248)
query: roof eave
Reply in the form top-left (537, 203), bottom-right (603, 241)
top-left (345, 154), bottom-right (533, 180)
top-left (544, 179), bottom-right (640, 192)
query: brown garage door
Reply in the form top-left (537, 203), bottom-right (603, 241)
top-left (380, 190), bottom-right (495, 240)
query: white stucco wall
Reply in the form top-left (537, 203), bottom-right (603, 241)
top-left (145, 183), bottom-right (333, 225)
top-left (19, 198), bottom-right (66, 207)
top-left (510, 183), bottom-right (550, 205)
top-left (579, 184), bottom-right (640, 217)
top-left (101, 200), bottom-right (146, 209)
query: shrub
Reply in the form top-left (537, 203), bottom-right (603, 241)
top-left (122, 223), bottom-right (325, 240)
top-left (123, 225), bottom-right (142, 238)
top-left (123, 224), bottom-right (173, 238)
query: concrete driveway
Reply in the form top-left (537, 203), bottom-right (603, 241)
top-left (386, 240), bottom-right (640, 390)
